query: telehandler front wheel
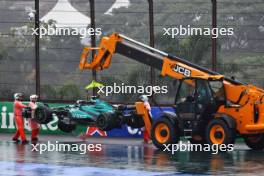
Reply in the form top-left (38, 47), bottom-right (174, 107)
top-left (151, 118), bottom-right (179, 150)
top-left (205, 119), bottom-right (236, 145)
top-left (244, 134), bottom-right (264, 150)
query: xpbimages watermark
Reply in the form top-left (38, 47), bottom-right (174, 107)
top-left (31, 141), bottom-right (102, 154)
top-left (163, 141), bottom-right (234, 154)
top-left (163, 25), bottom-right (234, 38)
top-left (97, 83), bottom-right (168, 96)
top-left (31, 26), bottom-right (102, 38)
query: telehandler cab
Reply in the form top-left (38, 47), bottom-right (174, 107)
top-left (79, 33), bottom-right (264, 150)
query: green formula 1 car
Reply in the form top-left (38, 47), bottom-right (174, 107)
top-left (23, 96), bottom-right (144, 133)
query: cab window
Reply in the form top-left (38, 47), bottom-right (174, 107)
top-left (209, 80), bottom-right (225, 101)
top-left (176, 79), bottom-right (196, 104)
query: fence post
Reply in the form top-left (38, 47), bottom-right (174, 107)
top-left (89, 0), bottom-right (97, 95)
top-left (148, 0), bottom-right (155, 85)
top-left (211, 0), bottom-right (217, 71)
top-left (35, 0), bottom-right (40, 98)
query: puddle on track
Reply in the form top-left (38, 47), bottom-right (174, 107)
top-left (0, 139), bottom-right (263, 175)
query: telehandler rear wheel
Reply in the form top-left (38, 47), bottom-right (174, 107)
top-left (244, 134), bottom-right (264, 150)
top-left (205, 119), bottom-right (236, 145)
top-left (151, 118), bottom-right (179, 150)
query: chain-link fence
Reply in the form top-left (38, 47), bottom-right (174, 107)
top-left (0, 0), bottom-right (263, 103)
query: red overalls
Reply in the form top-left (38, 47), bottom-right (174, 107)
top-left (28, 102), bottom-right (40, 140)
top-left (13, 100), bottom-right (27, 141)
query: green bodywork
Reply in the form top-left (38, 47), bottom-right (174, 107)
top-left (56, 98), bottom-right (114, 121)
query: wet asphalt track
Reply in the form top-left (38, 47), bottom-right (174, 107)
top-left (0, 134), bottom-right (264, 176)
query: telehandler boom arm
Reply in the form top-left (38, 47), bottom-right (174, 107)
top-left (79, 33), bottom-right (242, 85)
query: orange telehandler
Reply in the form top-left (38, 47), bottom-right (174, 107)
top-left (79, 33), bottom-right (264, 150)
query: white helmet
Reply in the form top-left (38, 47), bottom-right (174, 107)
top-left (14, 93), bottom-right (23, 100)
top-left (30, 94), bottom-right (38, 101)
top-left (139, 95), bottom-right (148, 102)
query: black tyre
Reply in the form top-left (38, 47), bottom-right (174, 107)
top-left (205, 119), bottom-right (236, 145)
top-left (35, 105), bottom-right (53, 124)
top-left (151, 117), bottom-right (179, 150)
top-left (124, 113), bottom-right (145, 128)
top-left (22, 107), bottom-right (32, 119)
top-left (58, 119), bottom-right (76, 133)
top-left (96, 112), bottom-right (121, 131)
top-left (244, 134), bottom-right (264, 150)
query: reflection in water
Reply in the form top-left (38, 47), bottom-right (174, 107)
top-left (14, 144), bottom-right (26, 162)
top-left (151, 150), bottom-right (234, 174)
top-left (0, 141), bottom-right (263, 175)
top-left (239, 151), bottom-right (264, 174)
top-left (14, 144), bottom-right (25, 176)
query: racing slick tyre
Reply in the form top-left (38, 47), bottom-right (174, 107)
top-left (205, 119), bottom-right (236, 145)
top-left (22, 107), bottom-right (32, 119)
top-left (244, 134), bottom-right (264, 150)
top-left (35, 105), bottom-right (53, 124)
top-left (58, 119), bottom-right (76, 133)
top-left (96, 112), bottom-right (122, 131)
top-left (151, 117), bottom-right (179, 150)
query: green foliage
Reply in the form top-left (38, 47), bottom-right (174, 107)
top-left (0, 38), bottom-right (8, 60)
top-left (97, 75), bottom-right (123, 101)
top-left (40, 85), bottom-right (58, 100)
top-left (155, 33), bottom-right (212, 65)
top-left (59, 84), bottom-right (81, 100)
top-left (121, 66), bottom-right (149, 102)
top-left (99, 75), bottom-right (123, 86)
top-left (229, 56), bottom-right (264, 86)
top-left (0, 88), bottom-right (13, 99)
top-left (41, 84), bottom-right (82, 100)
top-left (0, 42), bottom-right (7, 60)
